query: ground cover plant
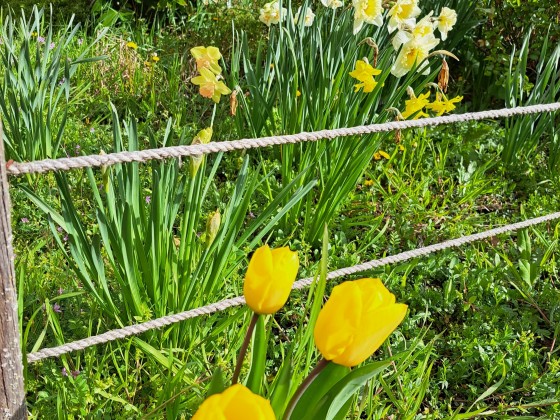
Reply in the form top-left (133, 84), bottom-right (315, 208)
top-left (1, 0), bottom-right (560, 418)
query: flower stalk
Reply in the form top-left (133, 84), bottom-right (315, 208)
top-left (232, 312), bottom-right (260, 385)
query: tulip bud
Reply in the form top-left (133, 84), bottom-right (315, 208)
top-left (189, 127), bottom-right (213, 178)
top-left (314, 278), bottom-right (407, 367)
top-left (244, 245), bottom-right (299, 314)
top-left (192, 384), bottom-right (275, 420)
top-left (205, 209), bottom-right (221, 248)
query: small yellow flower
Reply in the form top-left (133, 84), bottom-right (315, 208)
top-left (192, 384), bottom-right (275, 420)
top-left (126, 41), bottom-right (138, 50)
top-left (244, 245), bottom-right (299, 314)
top-left (373, 152), bottom-right (381, 160)
top-left (191, 68), bottom-right (232, 103)
top-left (296, 90), bottom-right (301, 97)
top-left (402, 91), bottom-right (430, 119)
top-left (398, 144), bottom-right (405, 151)
top-left (151, 53), bottom-right (160, 62)
top-left (31, 31), bottom-right (38, 37)
top-left (314, 278), bottom-right (407, 367)
top-left (349, 60), bottom-right (382, 93)
top-left (191, 46), bottom-right (222, 75)
top-left (378, 150), bottom-right (390, 159)
top-left (426, 94), bottom-right (463, 116)
top-left (364, 179), bottom-right (374, 186)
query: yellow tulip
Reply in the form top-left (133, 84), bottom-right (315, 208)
top-left (192, 384), bottom-right (275, 420)
top-left (244, 245), bottom-right (299, 314)
top-left (314, 278), bottom-right (407, 367)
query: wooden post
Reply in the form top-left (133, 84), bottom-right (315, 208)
top-left (0, 120), bottom-right (26, 418)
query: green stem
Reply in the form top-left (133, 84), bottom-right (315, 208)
top-left (283, 358), bottom-right (330, 420)
top-left (232, 312), bottom-right (259, 385)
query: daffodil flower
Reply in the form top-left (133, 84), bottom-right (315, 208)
top-left (191, 46), bottom-right (222, 75)
top-left (294, 6), bottom-right (315, 27)
top-left (259, 1), bottom-right (287, 27)
top-left (191, 68), bottom-right (232, 103)
top-left (352, 0), bottom-right (383, 35)
top-left (391, 33), bottom-right (439, 77)
top-left (426, 94), bottom-right (463, 116)
top-left (387, 0), bottom-right (421, 34)
top-left (321, 0), bottom-right (343, 9)
top-left (349, 59), bottom-right (382, 93)
top-left (437, 7), bottom-right (457, 41)
top-left (402, 91), bottom-right (431, 119)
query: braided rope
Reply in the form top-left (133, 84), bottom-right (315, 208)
top-left (26, 211), bottom-right (560, 363)
top-left (8, 102), bottom-right (560, 176)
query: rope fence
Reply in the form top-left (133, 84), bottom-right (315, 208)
top-left (1, 102), bottom-right (559, 368)
top-left (7, 102), bottom-right (560, 176)
top-left (26, 210), bottom-right (560, 363)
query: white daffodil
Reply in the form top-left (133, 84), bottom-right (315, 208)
top-left (387, 0), bottom-right (421, 33)
top-left (352, 0), bottom-right (384, 35)
top-left (391, 33), bottom-right (439, 77)
top-left (392, 12), bottom-right (435, 51)
top-left (437, 7), bottom-right (457, 40)
top-left (294, 6), bottom-right (315, 27)
top-left (321, 0), bottom-right (343, 9)
top-left (259, 1), bottom-right (287, 27)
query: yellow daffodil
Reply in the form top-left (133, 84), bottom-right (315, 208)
top-left (437, 7), bottom-right (457, 41)
top-left (294, 6), bottom-right (315, 27)
top-left (192, 384), bottom-right (275, 420)
top-left (190, 127), bottom-right (213, 178)
top-left (126, 41), bottom-right (138, 50)
top-left (352, 0), bottom-right (383, 35)
top-left (321, 0), bottom-right (343, 9)
top-left (349, 60), bottom-right (382, 93)
top-left (391, 34), bottom-right (439, 77)
top-left (314, 278), bottom-right (407, 367)
top-left (259, 1), bottom-right (287, 27)
top-left (426, 94), bottom-right (463, 116)
top-left (191, 68), bottom-right (232, 103)
top-left (387, 0), bottom-right (421, 33)
top-left (191, 46), bottom-right (222, 75)
top-left (244, 245), bottom-right (299, 314)
top-left (402, 91), bottom-right (431, 119)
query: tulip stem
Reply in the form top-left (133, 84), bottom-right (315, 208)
top-left (232, 312), bottom-right (259, 385)
top-left (283, 358), bottom-right (330, 420)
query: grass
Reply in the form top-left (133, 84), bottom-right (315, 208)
top-left (2, 2), bottom-right (560, 418)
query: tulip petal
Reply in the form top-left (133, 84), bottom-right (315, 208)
top-left (244, 246), bottom-right (274, 313)
top-left (332, 303), bottom-right (408, 367)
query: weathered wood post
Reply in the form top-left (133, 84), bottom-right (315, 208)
top-left (0, 120), bottom-right (27, 418)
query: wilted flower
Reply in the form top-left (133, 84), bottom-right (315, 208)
top-left (191, 68), bottom-right (232, 103)
top-left (192, 384), bottom-right (275, 420)
top-left (191, 46), bottom-right (222, 75)
top-left (402, 90), bottom-right (430, 119)
top-left (259, 1), bottom-right (287, 27)
top-left (352, 0), bottom-right (383, 35)
top-left (244, 245), bottom-right (299, 314)
top-left (387, 0), bottom-right (421, 33)
top-left (321, 0), bottom-right (343, 9)
top-left (349, 59), bottom-right (382, 93)
top-left (314, 278), bottom-right (407, 367)
top-left (437, 7), bottom-right (457, 41)
top-left (294, 6), bottom-right (315, 27)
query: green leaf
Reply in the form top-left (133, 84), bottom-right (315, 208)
top-left (311, 360), bottom-right (391, 420)
top-left (246, 315), bottom-right (267, 394)
top-left (207, 366), bottom-right (226, 397)
top-left (270, 352), bottom-right (294, 418)
top-left (289, 362), bottom-right (349, 420)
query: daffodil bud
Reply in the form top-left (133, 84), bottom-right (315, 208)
top-left (99, 150), bottom-right (110, 193)
top-left (189, 127), bottom-right (213, 178)
top-left (438, 58), bottom-right (449, 93)
top-left (205, 209), bottom-right (221, 248)
top-left (192, 384), bottom-right (275, 420)
top-left (314, 278), bottom-right (407, 367)
top-left (244, 245), bottom-right (299, 314)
